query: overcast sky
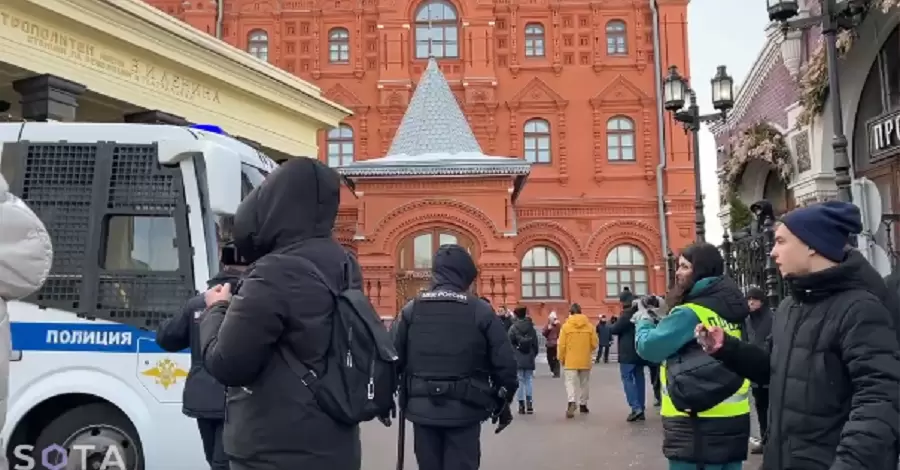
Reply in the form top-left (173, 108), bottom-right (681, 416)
top-left (687, 0), bottom-right (770, 244)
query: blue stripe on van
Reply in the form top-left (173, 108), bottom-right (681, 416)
top-left (11, 322), bottom-right (184, 353)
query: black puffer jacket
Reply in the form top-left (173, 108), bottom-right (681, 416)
top-left (508, 317), bottom-right (538, 370)
top-left (156, 270), bottom-right (241, 419)
top-left (714, 251), bottom-right (900, 470)
top-left (199, 158), bottom-right (362, 470)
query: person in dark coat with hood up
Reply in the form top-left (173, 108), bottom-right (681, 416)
top-left (392, 244), bottom-right (518, 470)
top-left (156, 263), bottom-right (243, 470)
top-left (635, 242), bottom-right (751, 470)
top-left (697, 201), bottom-right (900, 470)
top-left (742, 286), bottom-right (773, 455)
top-left (199, 158), bottom-right (363, 470)
top-left (508, 306), bottom-right (538, 414)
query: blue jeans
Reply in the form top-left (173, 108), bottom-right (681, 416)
top-left (619, 363), bottom-right (646, 412)
top-left (516, 369), bottom-right (534, 400)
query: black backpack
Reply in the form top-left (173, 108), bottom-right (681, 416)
top-left (281, 255), bottom-right (399, 426)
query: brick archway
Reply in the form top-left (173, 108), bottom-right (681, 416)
top-left (371, 199), bottom-right (497, 254)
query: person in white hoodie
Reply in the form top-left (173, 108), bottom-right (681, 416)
top-left (0, 173), bottom-right (53, 470)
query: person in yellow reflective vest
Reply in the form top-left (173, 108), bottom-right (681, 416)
top-left (634, 242), bottom-right (751, 470)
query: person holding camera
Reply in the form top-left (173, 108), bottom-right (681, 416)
top-left (198, 158), bottom-right (363, 470)
top-left (634, 242), bottom-right (751, 470)
top-left (156, 243), bottom-right (245, 470)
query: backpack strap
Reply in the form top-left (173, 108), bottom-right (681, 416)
top-left (276, 255), bottom-right (346, 388)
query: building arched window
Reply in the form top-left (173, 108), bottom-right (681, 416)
top-left (520, 246), bottom-right (563, 299)
top-left (524, 23), bottom-right (545, 57)
top-left (523, 118), bottom-right (551, 164)
top-left (247, 30), bottom-right (269, 61)
top-left (414, 0), bottom-right (459, 59)
top-left (328, 28), bottom-right (351, 64)
top-left (606, 20), bottom-right (627, 55)
top-left (605, 244), bottom-right (648, 298)
top-left (326, 125), bottom-right (354, 167)
top-left (607, 116), bottom-right (635, 161)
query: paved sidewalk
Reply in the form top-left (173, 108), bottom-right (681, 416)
top-left (361, 362), bottom-right (764, 469)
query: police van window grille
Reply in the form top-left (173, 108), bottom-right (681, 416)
top-left (22, 144), bottom-right (97, 309)
top-left (98, 145), bottom-right (191, 330)
top-left (108, 145), bottom-right (178, 210)
top-left (97, 277), bottom-right (194, 329)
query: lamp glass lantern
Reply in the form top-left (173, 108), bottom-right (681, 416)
top-left (663, 66), bottom-right (688, 112)
top-left (710, 65), bottom-right (734, 112)
top-left (767, 0), bottom-right (799, 22)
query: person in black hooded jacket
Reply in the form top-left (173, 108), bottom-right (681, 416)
top-left (156, 266), bottom-right (242, 470)
top-left (199, 158), bottom-right (362, 470)
top-left (698, 201), bottom-right (900, 470)
top-left (392, 244), bottom-right (518, 470)
top-left (508, 306), bottom-right (538, 415)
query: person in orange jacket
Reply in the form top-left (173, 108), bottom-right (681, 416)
top-left (557, 303), bottom-right (599, 418)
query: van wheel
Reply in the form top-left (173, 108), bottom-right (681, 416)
top-left (33, 403), bottom-right (143, 470)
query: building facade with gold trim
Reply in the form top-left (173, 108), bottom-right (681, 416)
top-left (0, 0), bottom-right (349, 157)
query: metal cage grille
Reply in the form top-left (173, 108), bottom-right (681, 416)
top-left (8, 142), bottom-right (195, 330)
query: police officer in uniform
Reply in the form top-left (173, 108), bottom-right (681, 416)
top-left (392, 244), bottom-right (518, 470)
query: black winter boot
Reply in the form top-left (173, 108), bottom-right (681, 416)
top-left (518, 400), bottom-right (526, 415)
top-left (526, 398), bottom-right (534, 414)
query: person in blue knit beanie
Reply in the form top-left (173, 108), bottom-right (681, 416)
top-left (693, 200), bottom-right (900, 470)
top-left (779, 200), bottom-right (861, 264)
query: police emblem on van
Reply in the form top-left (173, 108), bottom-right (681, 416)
top-left (142, 358), bottom-right (188, 389)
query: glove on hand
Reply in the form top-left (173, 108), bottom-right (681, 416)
top-left (491, 403), bottom-right (513, 434)
top-left (377, 401), bottom-right (397, 427)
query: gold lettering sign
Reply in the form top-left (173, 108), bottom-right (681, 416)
top-left (0, 10), bottom-right (221, 105)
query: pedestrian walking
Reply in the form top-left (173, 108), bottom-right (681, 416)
top-left (742, 286), bottom-right (772, 455)
top-left (610, 296), bottom-right (655, 421)
top-left (392, 244), bottom-right (519, 470)
top-left (698, 201), bottom-right (900, 470)
top-left (635, 242), bottom-right (751, 470)
top-left (558, 303), bottom-right (598, 418)
top-left (508, 306), bottom-right (538, 414)
top-left (595, 315), bottom-right (612, 363)
top-left (542, 311), bottom-right (561, 377)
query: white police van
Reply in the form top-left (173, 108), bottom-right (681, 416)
top-left (0, 122), bottom-right (275, 470)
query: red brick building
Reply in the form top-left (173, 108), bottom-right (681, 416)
top-left (147, 0), bottom-right (697, 320)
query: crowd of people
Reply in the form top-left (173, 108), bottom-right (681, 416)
top-left (3, 137), bottom-right (899, 470)
top-left (133, 159), bottom-right (898, 470)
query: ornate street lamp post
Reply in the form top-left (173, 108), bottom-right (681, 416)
top-left (767, 0), bottom-right (869, 202)
top-left (662, 65), bottom-right (735, 243)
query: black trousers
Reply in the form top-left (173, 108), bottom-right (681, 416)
top-left (413, 423), bottom-right (481, 470)
top-left (752, 386), bottom-right (769, 441)
top-left (546, 345), bottom-right (560, 376)
top-left (197, 418), bottom-right (229, 470)
top-left (596, 345), bottom-right (610, 363)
